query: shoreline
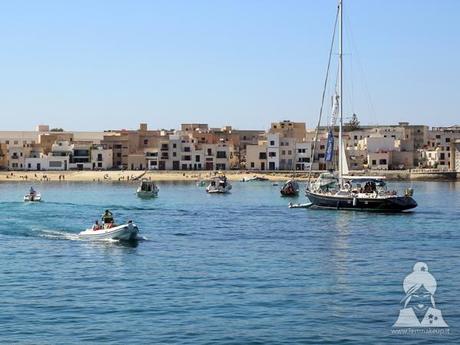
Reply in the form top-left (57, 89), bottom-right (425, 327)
top-left (0, 170), bottom-right (457, 183)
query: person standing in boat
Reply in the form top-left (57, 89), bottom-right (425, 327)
top-left (102, 210), bottom-right (114, 226)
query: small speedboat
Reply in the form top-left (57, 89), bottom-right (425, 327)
top-left (79, 221), bottom-right (139, 241)
top-left (24, 193), bottom-right (42, 202)
top-left (206, 175), bottom-right (232, 194)
top-left (280, 180), bottom-right (300, 197)
top-left (136, 179), bottom-right (159, 198)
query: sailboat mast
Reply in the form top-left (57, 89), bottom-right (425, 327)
top-left (338, 0), bottom-right (343, 184)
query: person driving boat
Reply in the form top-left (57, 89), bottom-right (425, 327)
top-left (102, 210), bottom-right (114, 227)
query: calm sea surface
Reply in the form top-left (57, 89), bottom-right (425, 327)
top-left (0, 180), bottom-right (459, 344)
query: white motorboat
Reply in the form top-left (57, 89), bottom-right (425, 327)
top-left (79, 221), bottom-right (139, 241)
top-left (24, 193), bottom-right (41, 202)
top-left (136, 179), bottom-right (159, 198)
top-left (206, 175), bottom-right (232, 194)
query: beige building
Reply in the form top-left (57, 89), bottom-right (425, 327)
top-left (246, 142), bottom-right (267, 170)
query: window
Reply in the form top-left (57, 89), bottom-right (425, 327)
top-left (379, 159), bottom-right (387, 165)
top-left (144, 139), bottom-right (148, 145)
top-left (288, 150), bottom-right (292, 155)
top-left (117, 153), bottom-right (121, 158)
top-left (97, 154), bottom-right (103, 161)
top-left (216, 151), bottom-right (226, 159)
top-left (259, 152), bottom-right (267, 159)
top-left (269, 152), bottom-right (276, 157)
top-left (195, 155), bottom-right (200, 162)
top-left (173, 152), bottom-right (177, 157)
top-left (49, 161), bottom-right (62, 168)
top-left (320, 145), bottom-right (325, 150)
top-left (270, 141), bottom-right (275, 146)
top-left (184, 147), bottom-right (191, 152)
top-left (251, 162), bottom-right (255, 168)
top-left (372, 160), bottom-right (377, 165)
top-left (207, 149), bottom-right (212, 156)
top-left (98, 162), bottom-right (103, 168)
top-left (281, 150), bottom-right (286, 155)
top-left (446, 138), bottom-right (450, 143)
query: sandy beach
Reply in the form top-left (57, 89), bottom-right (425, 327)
top-left (0, 169), bottom-right (434, 183)
top-left (0, 170), bottom-right (304, 183)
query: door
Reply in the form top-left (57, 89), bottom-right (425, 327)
top-left (173, 161), bottom-right (180, 170)
top-left (261, 162), bottom-right (265, 170)
top-left (37, 163), bottom-right (41, 171)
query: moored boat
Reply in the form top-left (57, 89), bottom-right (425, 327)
top-left (280, 180), bottom-right (299, 197)
top-left (304, 0), bottom-right (417, 212)
top-left (206, 175), bottom-right (232, 194)
top-left (136, 179), bottom-right (159, 198)
top-left (306, 175), bottom-right (417, 211)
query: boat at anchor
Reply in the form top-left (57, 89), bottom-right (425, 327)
top-left (305, 0), bottom-right (417, 212)
top-left (136, 179), bottom-right (159, 198)
top-left (206, 175), bottom-right (232, 194)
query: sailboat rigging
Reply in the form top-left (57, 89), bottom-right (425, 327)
top-left (305, 0), bottom-right (417, 212)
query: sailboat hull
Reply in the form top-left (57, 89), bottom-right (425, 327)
top-left (305, 191), bottom-right (417, 212)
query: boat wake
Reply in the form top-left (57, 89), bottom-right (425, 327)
top-left (34, 229), bottom-right (81, 241)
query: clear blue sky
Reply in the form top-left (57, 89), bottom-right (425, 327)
top-left (0, 0), bottom-right (458, 131)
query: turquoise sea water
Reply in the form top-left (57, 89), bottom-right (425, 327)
top-left (0, 181), bottom-right (459, 344)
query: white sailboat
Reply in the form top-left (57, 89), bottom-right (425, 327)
top-left (305, 0), bottom-right (417, 211)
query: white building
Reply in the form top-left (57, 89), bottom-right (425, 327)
top-left (25, 154), bottom-right (69, 171)
top-left (267, 133), bottom-right (280, 170)
top-left (91, 145), bottom-right (113, 170)
top-left (295, 142), bottom-right (312, 171)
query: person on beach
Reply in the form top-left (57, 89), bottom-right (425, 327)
top-left (102, 210), bottom-right (114, 226)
